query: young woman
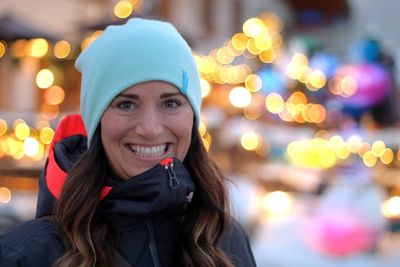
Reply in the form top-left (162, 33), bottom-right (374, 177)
top-left (0, 18), bottom-right (256, 267)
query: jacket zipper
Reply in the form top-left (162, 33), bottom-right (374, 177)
top-left (146, 215), bottom-right (161, 267)
top-left (165, 162), bottom-right (179, 189)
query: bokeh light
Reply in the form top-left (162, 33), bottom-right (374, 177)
top-left (0, 119), bottom-right (7, 136)
top-left (245, 74), bottom-right (262, 92)
top-left (0, 41), bottom-right (6, 58)
top-left (0, 187), bottom-right (11, 204)
top-left (14, 123), bottom-right (30, 140)
top-left (231, 33), bottom-right (248, 51)
top-left (114, 0), bottom-right (133, 19)
top-left (363, 151), bottom-right (377, 167)
top-left (54, 40), bottom-right (71, 59)
top-left (23, 137), bottom-right (39, 157)
top-left (307, 70), bottom-right (326, 90)
top-left (28, 38), bottom-right (48, 58)
top-left (36, 68), bottom-right (55, 89)
top-left (265, 93), bottom-right (284, 114)
top-left (261, 191), bottom-right (293, 218)
top-left (39, 127), bottom-right (55, 145)
top-left (229, 86), bottom-right (252, 108)
top-left (382, 196), bottom-right (400, 219)
top-left (371, 140), bottom-right (386, 157)
top-left (241, 132), bottom-right (260, 151)
top-left (44, 85), bottom-right (65, 105)
top-left (200, 78), bottom-right (211, 98)
top-left (243, 18), bottom-right (265, 38)
top-left (380, 148), bottom-right (394, 164)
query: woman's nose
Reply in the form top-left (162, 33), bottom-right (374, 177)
top-left (134, 108), bottom-right (164, 138)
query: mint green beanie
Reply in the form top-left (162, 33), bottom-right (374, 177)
top-left (75, 18), bottom-right (201, 144)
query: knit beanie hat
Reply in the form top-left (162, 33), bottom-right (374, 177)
top-left (75, 18), bottom-right (202, 145)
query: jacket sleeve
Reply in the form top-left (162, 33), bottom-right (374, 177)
top-left (0, 234), bottom-right (25, 267)
top-left (0, 219), bottom-right (64, 267)
top-left (219, 219), bottom-right (257, 267)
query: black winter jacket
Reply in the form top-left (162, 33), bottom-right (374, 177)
top-left (0, 114), bottom-right (256, 267)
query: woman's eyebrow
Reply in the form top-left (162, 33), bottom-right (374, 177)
top-left (160, 92), bottom-right (182, 98)
top-left (117, 93), bottom-right (139, 99)
top-left (116, 92), bottom-right (182, 99)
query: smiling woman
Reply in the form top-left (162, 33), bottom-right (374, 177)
top-left (101, 82), bottom-right (194, 179)
top-left (0, 18), bottom-right (256, 267)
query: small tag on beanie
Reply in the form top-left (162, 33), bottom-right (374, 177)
top-left (181, 71), bottom-right (189, 95)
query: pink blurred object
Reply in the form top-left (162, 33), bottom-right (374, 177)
top-left (336, 64), bottom-right (392, 108)
top-left (303, 210), bottom-right (379, 257)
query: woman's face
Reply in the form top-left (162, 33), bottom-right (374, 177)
top-left (100, 81), bottom-right (194, 179)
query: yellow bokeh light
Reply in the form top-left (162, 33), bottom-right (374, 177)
top-left (241, 132), bottom-right (260, 151)
top-left (243, 18), bottom-right (265, 38)
top-left (0, 187), bottom-right (11, 204)
top-left (259, 49), bottom-right (276, 63)
top-left (114, 0), bottom-right (133, 19)
top-left (328, 135), bottom-right (344, 152)
top-left (254, 32), bottom-right (272, 50)
top-left (288, 91), bottom-right (307, 105)
top-left (39, 127), bottom-right (55, 145)
top-left (200, 78), bottom-right (211, 98)
top-left (363, 151), bottom-right (377, 167)
top-left (202, 137), bottom-right (210, 152)
top-left (216, 47), bottom-right (235, 64)
top-left (336, 145), bottom-right (351, 159)
top-left (32, 142), bottom-right (45, 161)
top-left (28, 38), bottom-right (48, 58)
top-left (308, 70), bottom-right (326, 89)
top-left (372, 140), bottom-right (386, 157)
top-left (24, 137), bottom-right (39, 157)
top-left (382, 196), bottom-right (400, 219)
top-left (231, 33), bottom-right (248, 51)
top-left (36, 68), bottom-right (54, 89)
top-left (44, 85), bottom-right (65, 105)
top-left (265, 93), bottom-right (284, 114)
top-left (0, 41), bottom-right (6, 58)
top-left (15, 123), bottom-right (30, 140)
top-left (287, 139), bottom-right (337, 169)
top-left (292, 53), bottom-right (308, 65)
top-left (0, 119), bottom-right (7, 136)
top-left (308, 104), bottom-right (326, 123)
top-left (380, 148), bottom-right (394, 165)
top-left (199, 121), bottom-right (207, 137)
top-left (54, 40), bottom-right (71, 59)
top-left (246, 38), bottom-right (261, 55)
top-left (229, 86), bottom-right (252, 108)
top-left (245, 74), bottom-right (262, 92)
top-left (287, 63), bottom-right (309, 80)
top-left (198, 56), bottom-right (217, 75)
top-left (261, 191), bottom-right (293, 217)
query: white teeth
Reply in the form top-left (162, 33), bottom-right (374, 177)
top-left (129, 144), bottom-right (167, 158)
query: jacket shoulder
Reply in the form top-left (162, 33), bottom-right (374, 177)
top-left (219, 219), bottom-right (257, 267)
top-left (0, 218), bottom-right (63, 266)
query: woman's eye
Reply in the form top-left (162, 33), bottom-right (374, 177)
top-left (117, 101), bottom-right (136, 110)
top-left (164, 99), bottom-right (181, 108)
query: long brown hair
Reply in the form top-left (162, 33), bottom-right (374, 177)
top-left (54, 126), bottom-right (234, 267)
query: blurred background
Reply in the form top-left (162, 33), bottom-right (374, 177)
top-left (1, 0), bottom-right (400, 266)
